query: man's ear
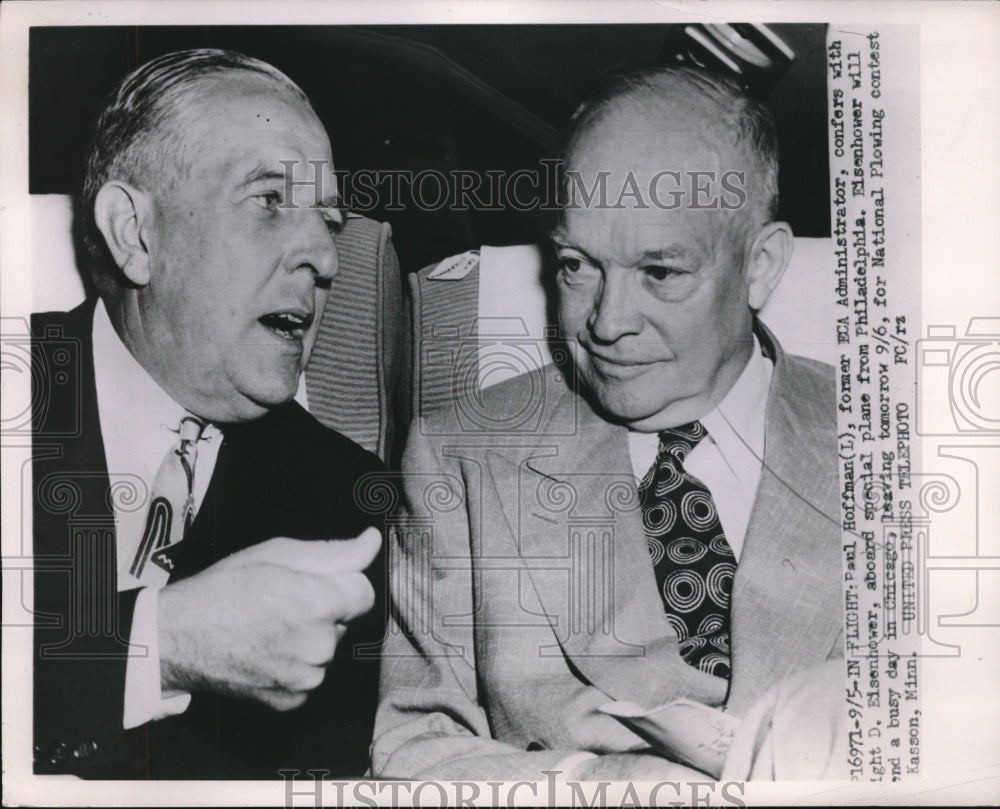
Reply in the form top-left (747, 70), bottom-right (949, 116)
top-left (744, 220), bottom-right (794, 311)
top-left (93, 181), bottom-right (154, 286)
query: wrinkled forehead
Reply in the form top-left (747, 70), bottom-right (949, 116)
top-left (562, 97), bottom-right (758, 249)
top-left (567, 92), bottom-right (748, 186)
top-left (173, 71), bottom-right (327, 145)
top-left (558, 199), bottom-right (751, 271)
top-left (163, 72), bottom-right (335, 190)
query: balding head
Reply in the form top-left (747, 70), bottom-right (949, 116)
top-left (552, 65), bottom-right (793, 429)
top-left (81, 48), bottom-right (315, 301)
top-left (561, 66), bottom-right (779, 233)
top-left (84, 49), bottom-right (341, 423)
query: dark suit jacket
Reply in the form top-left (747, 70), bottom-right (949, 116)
top-left (32, 301), bottom-right (387, 779)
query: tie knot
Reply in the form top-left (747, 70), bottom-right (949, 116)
top-left (177, 415), bottom-right (207, 445)
top-left (657, 421), bottom-right (707, 463)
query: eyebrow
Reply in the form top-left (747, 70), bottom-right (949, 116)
top-left (635, 247), bottom-right (693, 262)
top-left (236, 162), bottom-right (344, 212)
top-left (549, 232), bottom-right (602, 267)
top-left (549, 232), bottom-right (693, 266)
top-left (235, 164), bottom-right (286, 190)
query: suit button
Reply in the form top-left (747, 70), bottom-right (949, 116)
top-left (72, 741), bottom-right (97, 760)
top-left (49, 741), bottom-right (69, 764)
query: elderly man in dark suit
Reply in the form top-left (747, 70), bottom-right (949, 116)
top-left (32, 49), bottom-right (384, 779)
top-left (374, 66), bottom-right (845, 781)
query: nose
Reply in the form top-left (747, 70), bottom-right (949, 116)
top-left (587, 267), bottom-right (643, 344)
top-left (286, 209), bottom-right (339, 284)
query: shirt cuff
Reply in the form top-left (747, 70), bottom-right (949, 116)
top-left (551, 751), bottom-right (599, 779)
top-left (123, 587), bottom-right (192, 730)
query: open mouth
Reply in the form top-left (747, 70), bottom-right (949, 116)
top-left (258, 311), bottom-right (314, 341)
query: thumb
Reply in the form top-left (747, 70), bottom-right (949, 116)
top-left (315, 525), bottom-right (382, 574)
top-left (221, 527), bottom-right (382, 575)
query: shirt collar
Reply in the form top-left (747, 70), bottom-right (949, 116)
top-left (92, 300), bottom-right (218, 463)
top-left (627, 335), bottom-right (773, 480)
top-left (699, 333), bottom-right (773, 472)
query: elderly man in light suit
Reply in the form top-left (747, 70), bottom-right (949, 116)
top-left (374, 66), bottom-right (845, 781)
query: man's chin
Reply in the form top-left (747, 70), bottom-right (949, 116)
top-left (582, 380), bottom-right (665, 425)
top-left (582, 375), bottom-right (705, 429)
top-left (246, 380), bottom-right (300, 411)
top-left (205, 375), bottom-right (300, 424)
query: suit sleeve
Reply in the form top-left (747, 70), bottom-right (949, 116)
top-left (371, 422), bottom-right (575, 780)
top-left (33, 585), bottom-right (141, 776)
top-left (30, 306), bottom-right (147, 776)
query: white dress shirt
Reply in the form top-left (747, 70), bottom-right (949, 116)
top-left (627, 336), bottom-right (774, 562)
top-left (559, 338), bottom-right (774, 776)
top-left (91, 301), bottom-right (222, 729)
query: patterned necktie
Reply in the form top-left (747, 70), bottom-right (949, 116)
top-left (129, 414), bottom-right (207, 588)
top-left (638, 421), bottom-right (736, 679)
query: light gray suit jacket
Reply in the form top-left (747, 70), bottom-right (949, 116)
top-left (373, 325), bottom-right (842, 780)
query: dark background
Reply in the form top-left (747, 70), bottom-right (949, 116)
top-left (30, 24), bottom-right (830, 275)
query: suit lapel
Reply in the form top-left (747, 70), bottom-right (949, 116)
top-left (728, 326), bottom-right (841, 714)
top-left (32, 301), bottom-right (115, 555)
top-left (485, 383), bottom-right (728, 709)
top-left (170, 417), bottom-right (267, 579)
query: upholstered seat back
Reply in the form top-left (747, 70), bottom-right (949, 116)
top-left (306, 215), bottom-right (408, 463)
